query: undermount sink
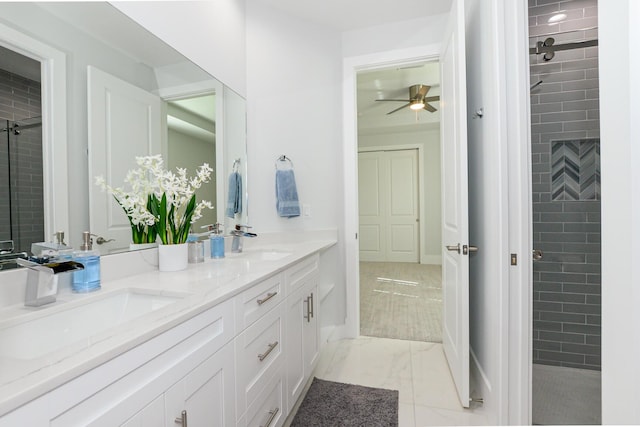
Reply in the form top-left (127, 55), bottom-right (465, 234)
top-left (0, 288), bottom-right (188, 360)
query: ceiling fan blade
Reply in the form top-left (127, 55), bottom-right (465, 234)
top-left (423, 102), bottom-right (437, 113)
top-left (387, 103), bottom-right (411, 115)
top-left (376, 99), bottom-right (411, 102)
top-left (424, 96), bottom-right (440, 102)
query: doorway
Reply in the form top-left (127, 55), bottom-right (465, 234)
top-left (355, 62), bottom-right (443, 343)
top-left (527, 0), bottom-right (601, 424)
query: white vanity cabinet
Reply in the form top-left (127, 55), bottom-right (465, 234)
top-left (0, 298), bottom-right (236, 427)
top-left (284, 254), bottom-right (320, 414)
top-left (0, 248), bottom-right (330, 427)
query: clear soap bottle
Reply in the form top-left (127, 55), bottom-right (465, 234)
top-left (210, 223), bottom-right (225, 258)
top-left (72, 231), bottom-right (101, 293)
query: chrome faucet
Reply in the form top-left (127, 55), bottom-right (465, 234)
top-left (17, 258), bottom-right (84, 307)
top-left (230, 225), bottom-right (256, 253)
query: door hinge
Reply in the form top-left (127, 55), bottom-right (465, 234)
top-left (511, 253), bottom-right (518, 266)
top-left (355, 233), bottom-right (358, 240)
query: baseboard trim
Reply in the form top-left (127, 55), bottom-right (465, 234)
top-left (421, 255), bottom-right (442, 265)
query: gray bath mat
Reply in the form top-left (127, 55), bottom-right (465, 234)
top-left (290, 377), bottom-right (398, 427)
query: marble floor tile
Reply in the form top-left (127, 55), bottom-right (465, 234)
top-left (310, 337), bottom-right (489, 427)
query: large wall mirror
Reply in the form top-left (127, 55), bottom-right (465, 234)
top-left (0, 2), bottom-right (248, 262)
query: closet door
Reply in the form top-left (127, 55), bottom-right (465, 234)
top-left (358, 149), bottom-right (419, 262)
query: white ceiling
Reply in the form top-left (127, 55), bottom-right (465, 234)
top-left (250, 0), bottom-right (452, 31)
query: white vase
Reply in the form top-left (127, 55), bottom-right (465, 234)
top-left (158, 243), bottom-right (188, 272)
top-left (129, 242), bottom-right (158, 252)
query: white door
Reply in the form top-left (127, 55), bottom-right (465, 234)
top-left (358, 150), bottom-right (419, 262)
top-left (87, 66), bottom-right (162, 254)
top-left (440, 0), bottom-right (470, 408)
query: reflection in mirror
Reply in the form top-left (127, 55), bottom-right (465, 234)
top-left (0, 2), bottom-right (247, 261)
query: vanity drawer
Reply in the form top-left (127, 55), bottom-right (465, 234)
top-left (284, 254), bottom-right (319, 296)
top-left (235, 302), bottom-right (284, 418)
top-left (235, 273), bottom-right (284, 331)
top-left (245, 364), bottom-right (285, 427)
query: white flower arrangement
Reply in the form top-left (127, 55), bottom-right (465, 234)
top-left (96, 154), bottom-right (213, 245)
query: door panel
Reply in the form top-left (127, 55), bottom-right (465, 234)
top-left (358, 152), bottom-right (385, 261)
top-left (358, 150), bottom-right (419, 262)
top-left (88, 66), bottom-right (162, 254)
top-left (440, 0), bottom-right (470, 408)
top-left (387, 150), bottom-right (419, 262)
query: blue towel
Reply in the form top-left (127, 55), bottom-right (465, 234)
top-left (226, 172), bottom-right (242, 218)
top-left (276, 169), bottom-right (300, 217)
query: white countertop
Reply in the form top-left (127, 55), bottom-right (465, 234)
top-left (0, 231), bottom-right (337, 417)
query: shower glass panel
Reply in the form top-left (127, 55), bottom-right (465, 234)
top-left (0, 118), bottom-right (45, 254)
top-left (528, 0), bottom-right (601, 425)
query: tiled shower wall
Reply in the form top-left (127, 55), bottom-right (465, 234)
top-left (529, 0), bottom-right (601, 370)
top-left (0, 68), bottom-right (44, 253)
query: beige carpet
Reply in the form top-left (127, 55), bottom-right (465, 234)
top-left (359, 262), bottom-right (442, 343)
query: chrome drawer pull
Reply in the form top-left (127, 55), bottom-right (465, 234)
top-left (174, 410), bottom-right (188, 426)
top-left (257, 291), bottom-right (278, 305)
top-left (304, 296), bottom-right (310, 322)
top-left (258, 341), bottom-right (279, 361)
top-left (260, 407), bottom-right (279, 427)
top-left (309, 292), bottom-right (314, 319)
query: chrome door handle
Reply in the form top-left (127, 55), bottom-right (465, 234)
top-left (95, 236), bottom-right (115, 245)
top-left (174, 410), bottom-right (188, 426)
top-left (463, 245), bottom-right (479, 255)
top-left (533, 249), bottom-right (543, 260)
top-left (257, 291), bottom-right (278, 305)
top-left (258, 341), bottom-right (279, 361)
top-left (260, 408), bottom-right (279, 427)
top-left (446, 243), bottom-right (461, 253)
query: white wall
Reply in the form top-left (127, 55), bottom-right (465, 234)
top-left (599, 1), bottom-right (640, 424)
top-left (342, 15), bottom-right (447, 57)
top-left (358, 129), bottom-right (442, 264)
top-left (245, 0), bottom-right (344, 329)
top-left (112, 1), bottom-right (247, 96)
top-left (245, 1), bottom-right (343, 233)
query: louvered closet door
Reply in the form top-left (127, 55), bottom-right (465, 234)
top-left (358, 149), bottom-right (419, 263)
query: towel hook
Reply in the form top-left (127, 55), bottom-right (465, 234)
top-left (275, 155), bottom-right (294, 170)
top-left (232, 158), bottom-right (240, 172)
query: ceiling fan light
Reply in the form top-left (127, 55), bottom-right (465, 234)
top-left (410, 101), bottom-right (425, 111)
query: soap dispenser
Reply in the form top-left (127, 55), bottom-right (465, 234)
top-left (210, 223), bottom-right (225, 259)
top-left (72, 231), bottom-right (101, 293)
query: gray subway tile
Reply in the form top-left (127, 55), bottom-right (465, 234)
top-left (539, 272), bottom-right (586, 283)
top-left (534, 320), bottom-right (563, 332)
top-left (540, 90), bottom-right (586, 103)
top-left (540, 110), bottom-right (586, 123)
top-left (539, 292), bottom-right (585, 303)
top-left (563, 322), bottom-right (601, 334)
top-left (539, 311), bottom-right (586, 324)
top-left (534, 340), bottom-right (562, 351)
top-left (537, 350), bottom-right (585, 364)
top-left (561, 342), bottom-right (600, 355)
top-left (563, 242), bottom-right (600, 254)
top-left (562, 263), bottom-right (600, 274)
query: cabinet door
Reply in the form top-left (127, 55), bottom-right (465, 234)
top-left (285, 279), bottom-right (319, 413)
top-left (165, 342), bottom-right (236, 427)
top-left (121, 395), bottom-right (165, 427)
top-left (303, 283), bottom-right (319, 376)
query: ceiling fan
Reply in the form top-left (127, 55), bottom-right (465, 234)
top-left (375, 84), bottom-right (440, 115)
